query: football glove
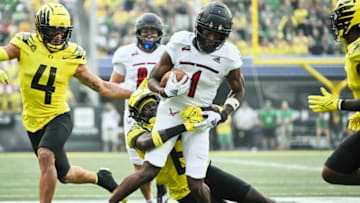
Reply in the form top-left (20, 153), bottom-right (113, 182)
top-left (163, 72), bottom-right (190, 98)
top-left (0, 69), bottom-right (8, 84)
top-left (180, 106), bottom-right (204, 131)
top-left (308, 87), bottom-right (339, 112)
top-left (348, 112), bottom-right (360, 131)
top-left (197, 109), bottom-right (227, 129)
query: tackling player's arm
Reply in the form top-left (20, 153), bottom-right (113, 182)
top-left (148, 51), bottom-right (173, 97)
top-left (130, 106), bottom-right (203, 151)
top-left (74, 64), bottom-right (132, 99)
top-left (132, 124), bottom-right (188, 151)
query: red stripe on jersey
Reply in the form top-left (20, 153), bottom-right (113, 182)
top-left (132, 62), bottom-right (157, 67)
top-left (179, 61), bottom-right (219, 73)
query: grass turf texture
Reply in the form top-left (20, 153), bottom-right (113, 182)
top-left (0, 150), bottom-right (359, 201)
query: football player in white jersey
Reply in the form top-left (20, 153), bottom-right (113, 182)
top-left (110, 2), bottom-right (245, 203)
top-left (110, 13), bottom-right (167, 203)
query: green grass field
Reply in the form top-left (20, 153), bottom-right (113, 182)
top-left (0, 150), bottom-right (359, 201)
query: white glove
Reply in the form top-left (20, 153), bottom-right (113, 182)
top-left (197, 110), bottom-right (227, 129)
top-left (163, 72), bottom-right (190, 98)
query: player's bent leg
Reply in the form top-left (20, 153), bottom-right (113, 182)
top-left (187, 176), bottom-right (211, 203)
top-left (134, 164), bottom-right (153, 202)
top-left (243, 187), bottom-right (277, 203)
top-left (109, 161), bottom-right (160, 203)
top-left (37, 147), bottom-right (57, 203)
top-left (322, 132), bottom-right (360, 185)
top-left (322, 166), bottom-right (360, 185)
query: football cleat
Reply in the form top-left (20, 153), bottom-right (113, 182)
top-left (96, 168), bottom-right (118, 192)
top-left (156, 184), bottom-right (169, 203)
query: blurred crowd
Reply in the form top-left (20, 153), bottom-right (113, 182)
top-left (86, 0), bottom-right (344, 56)
top-left (0, 0), bottom-right (344, 115)
top-left (0, 0), bottom-right (343, 56)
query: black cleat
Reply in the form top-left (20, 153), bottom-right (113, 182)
top-left (156, 184), bottom-right (169, 203)
top-left (96, 168), bottom-right (118, 192)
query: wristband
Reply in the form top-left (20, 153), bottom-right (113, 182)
top-left (151, 131), bottom-right (163, 147)
top-left (338, 99), bottom-right (344, 111)
top-left (224, 97), bottom-right (240, 110)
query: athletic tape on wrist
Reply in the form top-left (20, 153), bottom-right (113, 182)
top-left (151, 131), bottom-right (163, 147)
top-left (224, 97), bottom-right (240, 110)
top-left (338, 99), bottom-right (343, 111)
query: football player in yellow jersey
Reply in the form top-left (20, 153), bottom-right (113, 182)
top-left (0, 3), bottom-right (131, 203)
top-left (308, 0), bottom-right (360, 185)
top-left (111, 79), bottom-right (276, 203)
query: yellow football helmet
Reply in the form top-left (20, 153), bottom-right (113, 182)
top-left (330, 0), bottom-right (360, 43)
top-left (128, 79), bottom-right (160, 125)
top-left (35, 3), bottom-right (73, 52)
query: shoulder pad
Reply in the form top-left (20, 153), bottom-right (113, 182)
top-left (347, 40), bottom-right (360, 60)
top-left (13, 32), bottom-right (36, 47)
top-left (112, 44), bottom-right (134, 64)
top-left (127, 124), bottom-right (147, 148)
top-left (169, 31), bottom-right (193, 45)
top-left (65, 42), bottom-right (86, 61)
top-left (15, 32), bottom-right (33, 41)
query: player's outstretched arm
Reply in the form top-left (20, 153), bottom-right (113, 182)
top-left (308, 87), bottom-right (340, 112)
top-left (74, 64), bottom-right (132, 99)
top-left (308, 87), bottom-right (360, 112)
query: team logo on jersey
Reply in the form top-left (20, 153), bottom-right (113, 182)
top-left (30, 45), bottom-right (37, 52)
top-left (181, 46), bottom-right (191, 51)
top-left (213, 56), bottom-right (221, 63)
top-left (169, 108), bottom-right (179, 116)
top-left (131, 51), bottom-right (139, 56)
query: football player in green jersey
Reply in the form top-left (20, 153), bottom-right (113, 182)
top-left (0, 3), bottom-right (131, 203)
top-left (110, 79), bottom-right (275, 203)
top-left (308, 0), bottom-right (360, 185)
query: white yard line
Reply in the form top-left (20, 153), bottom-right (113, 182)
top-left (212, 158), bottom-right (322, 171)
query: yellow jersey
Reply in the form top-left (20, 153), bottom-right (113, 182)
top-left (10, 32), bottom-right (86, 132)
top-left (345, 37), bottom-right (360, 99)
top-left (127, 123), bottom-right (191, 200)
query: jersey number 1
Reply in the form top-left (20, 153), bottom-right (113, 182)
top-left (31, 64), bottom-right (56, 104)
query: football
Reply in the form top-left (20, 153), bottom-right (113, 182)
top-left (160, 69), bottom-right (188, 87)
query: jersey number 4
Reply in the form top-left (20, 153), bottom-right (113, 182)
top-left (31, 64), bottom-right (56, 104)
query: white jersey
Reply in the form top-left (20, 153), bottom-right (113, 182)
top-left (112, 43), bottom-right (166, 165)
top-left (162, 31), bottom-right (242, 111)
top-left (112, 43), bottom-right (166, 91)
top-left (112, 43), bottom-right (166, 122)
top-left (146, 31), bottom-right (243, 178)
